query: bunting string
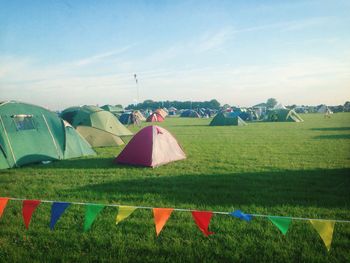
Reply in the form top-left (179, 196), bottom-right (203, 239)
top-left (1, 196), bottom-right (349, 251)
top-left (4, 197), bottom-right (350, 223)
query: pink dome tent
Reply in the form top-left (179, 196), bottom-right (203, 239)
top-left (114, 126), bottom-right (186, 167)
top-left (146, 112), bottom-right (164, 122)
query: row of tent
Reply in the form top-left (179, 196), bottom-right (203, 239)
top-left (0, 101), bottom-right (186, 169)
top-left (209, 109), bottom-right (304, 126)
top-left (119, 109), bottom-right (166, 125)
top-left (60, 106), bottom-right (169, 147)
top-left (100, 105), bottom-right (218, 119)
top-left (0, 101), bottom-right (303, 170)
top-left (101, 102), bottom-right (332, 121)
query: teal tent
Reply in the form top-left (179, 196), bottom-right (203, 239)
top-left (210, 112), bottom-right (247, 126)
top-left (0, 101), bottom-right (95, 169)
top-left (101, 104), bottom-right (124, 117)
top-left (266, 109), bottom-right (304, 122)
top-left (63, 121), bottom-right (96, 159)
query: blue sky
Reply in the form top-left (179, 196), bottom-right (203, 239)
top-left (0, 0), bottom-right (349, 109)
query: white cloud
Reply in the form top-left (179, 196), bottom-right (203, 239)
top-left (1, 54), bottom-right (349, 109)
top-left (0, 56), bottom-right (32, 79)
top-left (73, 45), bottom-right (133, 66)
top-left (234, 16), bottom-right (333, 34)
top-left (195, 28), bottom-right (234, 53)
top-left (1, 19), bottom-right (349, 110)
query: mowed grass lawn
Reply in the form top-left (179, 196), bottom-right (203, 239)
top-left (0, 113), bottom-right (349, 262)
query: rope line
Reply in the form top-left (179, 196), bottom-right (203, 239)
top-left (6, 197), bottom-right (350, 223)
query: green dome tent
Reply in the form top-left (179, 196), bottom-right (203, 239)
top-left (101, 104), bottom-right (124, 117)
top-left (180, 110), bottom-right (200, 118)
top-left (0, 101), bottom-right (95, 169)
top-left (60, 105), bottom-right (133, 147)
top-left (266, 109), bottom-right (303, 122)
top-left (63, 121), bottom-right (96, 159)
top-left (210, 112), bottom-right (247, 126)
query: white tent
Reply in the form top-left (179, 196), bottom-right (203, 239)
top-left (318, 105), bottom-right (333, 114)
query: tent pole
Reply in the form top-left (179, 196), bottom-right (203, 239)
top-left (42, 114), bottom-right (61, 159)
top-left (0, 116), bottom-right (17, 167)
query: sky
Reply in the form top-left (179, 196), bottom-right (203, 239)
top-left (0, 0), bottom-right (349, 110)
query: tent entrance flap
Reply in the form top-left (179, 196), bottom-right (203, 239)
top-left (0, 115), bottom-right (17, 166)
top-left (42, 114), bottom-right (61, 159)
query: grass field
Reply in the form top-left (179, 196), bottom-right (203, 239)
top-left (0, 113), bottom-right (349, 262)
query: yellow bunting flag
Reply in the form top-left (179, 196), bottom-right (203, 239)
top-left (153, 208), bottom-right (174, 236)
top-left (310, 220), bottom-right (335, 251)
top-left (116, 206), bottom-right (137, 224)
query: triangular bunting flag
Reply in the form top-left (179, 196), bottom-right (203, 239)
top-left (22, 200), bottom-right (41, 229)
top-left (50, 202), bottom-right (70, 230)
top-left (268, 216), bottom-right (292, 235)
top-left (84, 204), bottom-right (105, 231)
top-left (191, 211), bottom-right (214, 237)
top-left (153, 208), bottom-right (174, 236)
top-left (310, 220), bottom-right (335, 251)
top-left (0, 197), bottom-right (9, 218)
top-left (116, 206), bottom-right (137, 224)
top-left (230, 210), bottom-right (252, 222)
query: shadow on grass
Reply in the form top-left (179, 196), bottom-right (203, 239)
top-left (27, 157), bottom-right (150, 170)
top-left (69, 168), bottom-right (350, 208)
top-left (311, 127), bottom-right (350, 131)
top-left (314, 134), bottom-right (350, 139)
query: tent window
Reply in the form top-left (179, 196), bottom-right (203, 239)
top-left (12, 115), bottom-right (35, 131)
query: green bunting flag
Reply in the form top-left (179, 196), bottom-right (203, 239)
top-left (84, 204), bottom-right (105, 231)
top-left (268, 216), bottom-right (292, 235)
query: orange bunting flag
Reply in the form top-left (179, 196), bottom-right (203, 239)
top-left (153, 208), bottom-right (174, 236)
top-left (0, 197), bottom-right (9, 218)
top-left (310, 220), bottom-right (335, 251)
top-left (191, 211), bottom-right (214, 237)
top-left (22, 200), bottom-right (41, 229)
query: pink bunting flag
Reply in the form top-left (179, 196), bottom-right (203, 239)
top-left (0, 197), bottom-right (9, 218)
top-left (22, 200), bottom-right (41, 229)
top-left (191, 211), bottom-right (214, 236)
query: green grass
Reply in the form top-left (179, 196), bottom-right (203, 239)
top-left (0, 113), bottom-right (349, 262)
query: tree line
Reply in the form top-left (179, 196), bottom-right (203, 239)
top-left (125, 99), bottom-right (221, 110)
top-left (125, 98), bottom-right (350, 113)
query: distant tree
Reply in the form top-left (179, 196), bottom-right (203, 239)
top-left (125, 99), bottom-right (221, 110)
top-left (266, 98), bottom-right (277, 109)
top-left (207, 99), bottom-right (220, 109)
top-left (330, 105), bottom-right (344, 113)
top-left (344, 101), bottom-right (350, 112)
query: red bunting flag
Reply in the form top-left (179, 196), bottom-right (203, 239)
top-left (191, 211), bottom-right (214, 236)
top-left (22, 200), bottom-right (41, 229)
top-left (153, 208), bottom-right (174, 236)
top-left (0, 197), bottom-right (9, 218)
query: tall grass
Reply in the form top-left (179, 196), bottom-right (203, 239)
top-left (0, 113), bottom-right (349, 262)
